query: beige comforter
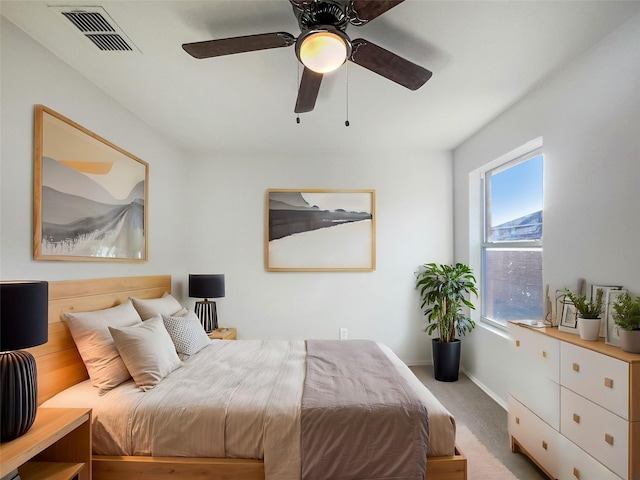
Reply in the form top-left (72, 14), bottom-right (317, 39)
top-left (43, 340), bottom-right (456, 480)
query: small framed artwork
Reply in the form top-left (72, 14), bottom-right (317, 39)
top-left (605, 289), bottom-right (627, 347)
top-left (34, 105), bottom-right (148, 261)
top-left (558, 300), bottom-right (579, 334)
top-left (591, 285), bottom-right (623, 337)
top-left (266, 189), bottom-right (376, 271)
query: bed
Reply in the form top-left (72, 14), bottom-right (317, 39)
top-left (27, 275), bottom-right (467, 480)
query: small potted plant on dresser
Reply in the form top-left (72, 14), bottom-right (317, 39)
top-left (416, 263), bottom-right (478, 382)
top-left (563, 288), bottom-right (604, 341)
top-left (612, 292), bottom-right (640, 353)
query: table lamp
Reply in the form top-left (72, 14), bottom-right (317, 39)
top-left (1, 281), bottom-right (48, 442)
top-left (188, 274), bottom-right (225, 333)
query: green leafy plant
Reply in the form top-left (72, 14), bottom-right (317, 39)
top-left (415, 263), bottom-right (478, 342)
top-left (563, 288), bottom-right (604, 319)
top-left (612, 292), bottom-right (640, 331)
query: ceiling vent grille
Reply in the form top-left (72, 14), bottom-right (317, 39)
top-left (54, 6), bottom-right (139, 52)
top-left (61, 11), bottom-right (114, 33)
top-left (86, 33), bottom-right (132, 51)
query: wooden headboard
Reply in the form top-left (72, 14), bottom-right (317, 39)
top-left (26, 275), bottom-right (172, 405)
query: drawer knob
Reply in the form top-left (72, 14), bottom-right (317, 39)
top-left (515, 417), bottom-right (520, 425)
top-left (573, 467), bottom-right (580, 479)
top-left (572, 363), bottom-right (580, 372)
top-left (516, 340), bottom-right (521, 347)
top-left (604, 377), bottom-right (614, 388)
top-left (542, 350), bottom-right (547, 358)
top-left (542, 440), bottom-right (548, 450)
top-left (605, 433), bottom-right (614, 445)
top-left (573, 413), bottom-right (580, 424)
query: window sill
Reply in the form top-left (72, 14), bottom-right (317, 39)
top-left (478, 318), bottom-right (510, 340)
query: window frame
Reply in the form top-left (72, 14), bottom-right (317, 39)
top-left (480, 147), bottom-right (543, 329)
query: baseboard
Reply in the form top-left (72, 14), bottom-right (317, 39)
top-left (406, 359), bottom-right (431, 366)
top-left (460, 368), bottom-right (508, 411)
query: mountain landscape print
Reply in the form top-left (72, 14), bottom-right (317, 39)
top-left (35, 106), bottom-right (148, 260)
top-left (267, 190), bottom-right (375, 271)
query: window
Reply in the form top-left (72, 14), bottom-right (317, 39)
top-left (482, 149), bottom-right (543, 327)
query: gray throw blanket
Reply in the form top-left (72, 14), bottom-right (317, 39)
top-left (301, 340), bottom-right (429, 480)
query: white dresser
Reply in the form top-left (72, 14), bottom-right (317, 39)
top-left (508, 322), bottom-right (640, 480)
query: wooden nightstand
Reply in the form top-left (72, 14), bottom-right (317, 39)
top-left (208, 327), bottom-right (237, 340)
top-left (0, 407), bottom-right (92, 480)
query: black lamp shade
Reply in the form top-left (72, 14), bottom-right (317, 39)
top-left (1, 281), bottom-right (49, 351)
top-left (189, 274), bottom-right (225, 299)
top-left (1, 280), bottom-right (48, 442)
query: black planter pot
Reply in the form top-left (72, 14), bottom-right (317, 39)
top-left (432, 338), bottom-right (461, 382)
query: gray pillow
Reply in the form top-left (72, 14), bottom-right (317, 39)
top-left (129, 292), bottom-right (184, 320)
top-left (64, 300), bottom-right (142, 393)
top-left (162, 310), bottom-right (211, 356)
top-left (109, 316), bottom-right (181, 391)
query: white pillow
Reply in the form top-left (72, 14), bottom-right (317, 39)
top-left (162, 310), bottom-right (211, 356)
top-left (109, 316), bottom-right (182, 391)
top-left (130, 292), bottom-right (184, 320)
top-left (64, 300), bottom-right (142, 393)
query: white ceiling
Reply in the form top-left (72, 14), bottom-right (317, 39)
top-left (2, 0), bottom-right (639, 155)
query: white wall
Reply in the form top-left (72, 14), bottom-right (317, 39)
top-left (452, 13), bottom-right (640, 406)
top-left (0, 18), bottom-right (189, 290)
top-left (1, 17), bottom-right (454, 364)
top-left (183, 148), bottom-right (453, 364)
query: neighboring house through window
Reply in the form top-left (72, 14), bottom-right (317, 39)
top-left (481, 146), bottom-right (544, 328)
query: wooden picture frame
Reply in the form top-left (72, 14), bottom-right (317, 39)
top-left (34, 105), bottom-right (148, 261)
top-left (266, 189), bottom-right (376, 271)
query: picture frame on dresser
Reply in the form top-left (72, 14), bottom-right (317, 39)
top-left (558, 299), bottom-right (578, 334)
top-left (591, 284), bottom-right (624, 337)
top-left (605, 289), bottom-right (627, 346)
top-left (34, 105), bottom-right (149, 262)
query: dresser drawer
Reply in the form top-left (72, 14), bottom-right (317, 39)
top-left (509, 324), bottom-right (560, 428)
top-left (509, 395), bottom-right (560, 479)
top-left (510, 323), bottom-right (560, 383)
top-left (560, 387), bottom-right (629, 479)
top-left (560, 342), bottom-right (629, 419)
top-left (558, 434), bottom-right (623, 480)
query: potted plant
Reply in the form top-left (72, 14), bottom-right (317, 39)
top-left (611, 292), bottom-right (640, 353)
top-left (416, 263), bottom-right (478, 382)
top-left (563, 288), bottom-right (604, 341)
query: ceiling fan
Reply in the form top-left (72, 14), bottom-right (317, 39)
top-left (182, 0), bottom-right (432, 114)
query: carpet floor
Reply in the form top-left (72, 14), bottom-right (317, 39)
top-left (456, 423), bottom-right (518, 480)
top-left (411, 365), bottom-right (548, 480)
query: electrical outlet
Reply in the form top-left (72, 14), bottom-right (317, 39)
top-left (340, 328), bottom-right (348, 340)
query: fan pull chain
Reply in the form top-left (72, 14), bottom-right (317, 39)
top-left (345, 62), bottom-right (350, 127)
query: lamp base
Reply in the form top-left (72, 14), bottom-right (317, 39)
top-left (1, 350), bottom-right (38, 442)
top-left (194, 300), bottom-right (218, 333)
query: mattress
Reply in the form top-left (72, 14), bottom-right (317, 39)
top-left (43, 339), bottom-right (456, 479)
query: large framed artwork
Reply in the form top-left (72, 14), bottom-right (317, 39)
top-left (34, 105), bottom-right (148, 261)
top-left (266, 189), bottom-right (376, 271)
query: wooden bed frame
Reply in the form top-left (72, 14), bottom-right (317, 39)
top-left (27, 275), bottom-right (467, 480)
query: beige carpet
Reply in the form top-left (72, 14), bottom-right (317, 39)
top-left (455, 424), bottom-right (518, 480)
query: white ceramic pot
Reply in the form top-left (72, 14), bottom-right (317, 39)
top-left (577, 317), bottom-right (601, 341)
top-left (619, 329), bottom-right (640, 353)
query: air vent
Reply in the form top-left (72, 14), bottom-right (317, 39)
top-left (52, 6), bottom-right (140, 52)
top-left (61, 11), bottom-right (114, 33)
top-left (86, 34), bottom-right (132, 51)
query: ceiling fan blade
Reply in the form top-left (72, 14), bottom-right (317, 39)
top-left (350, 0), bottom-right (404, 23)
top-left (349, 38), bottom-right (432, 90)
top-left (183, 32), bottom-right (296, 59)
top-left (295, 68), bottom-right (323, 113)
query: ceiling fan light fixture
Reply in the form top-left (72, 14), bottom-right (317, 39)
top-left (297, 29), bottom-right (350, 74)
